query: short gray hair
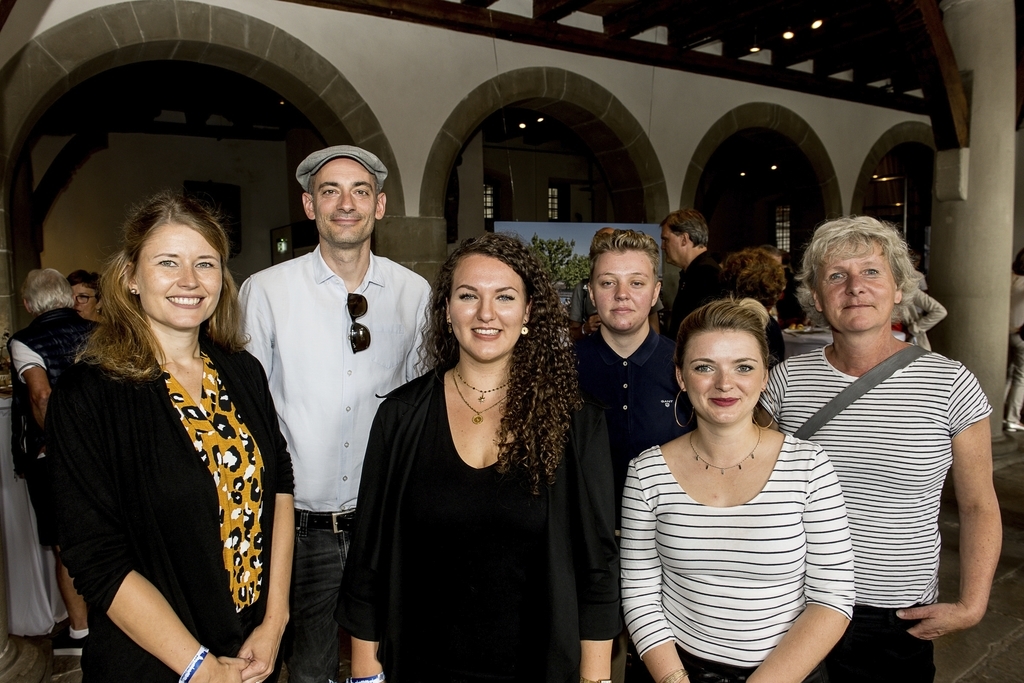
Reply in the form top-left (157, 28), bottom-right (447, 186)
top-left (661, 209), bottom-right (709, 247)
top-left (796, 216), bottom-right (919, 327)
top-left (22, 269), bottom-right (75, 315)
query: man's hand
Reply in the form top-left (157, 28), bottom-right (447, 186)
top-left (583, 313), bottom-right (602, 336)
top-left (899, 601), bottom-right (985, 640)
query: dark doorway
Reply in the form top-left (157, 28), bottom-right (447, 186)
top-left (445, 107), bottom-right (614, 244)
top-left (694, 128), bottom-right (825, 264)
top-left (862, 142), bottom-right (934, 271)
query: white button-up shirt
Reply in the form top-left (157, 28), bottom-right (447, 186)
top-left (239, 246), bottom-right (430, 512)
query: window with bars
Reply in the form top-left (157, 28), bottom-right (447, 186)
top-left (548, 187), bottom-right (560, 221)
top-left (775, 205), bottom-right (791, 252)
top-left (483, 184), bottom-right (494, 219)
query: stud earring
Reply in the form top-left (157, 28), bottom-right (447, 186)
top-left (521, 324), bottom-right (529, 336)
top-left (130, 288), bottom-right (138, 295)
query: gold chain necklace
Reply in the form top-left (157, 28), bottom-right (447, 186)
top-left (454, 367), bottom-right (509, 403)
top-left (690, 427), bottom-right (762, 474)
top-left (451, 373), bottom-right (507, 424)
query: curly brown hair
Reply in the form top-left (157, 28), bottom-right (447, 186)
top-left (422, 233), bottom-right (581, 493)
top-left (81, 190), bottom-right (245, 382)
top-left (720, 247), bottom-right (787, 310)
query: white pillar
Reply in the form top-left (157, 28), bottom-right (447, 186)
top-left (929, 0), bottom-right (1017, 442)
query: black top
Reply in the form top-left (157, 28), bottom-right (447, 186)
top-left (402, 381), bottom-right (546, 681)
top-left (766, 316), bottom-right (786, 368)
top-left (667, 251), bottom-right (723, 341)
top-left (47, 339), bottom-right (293, 683)
top-left (9, 308), bottom-right (94, 473)
top-left (337, 372), bottom-right (621, 683)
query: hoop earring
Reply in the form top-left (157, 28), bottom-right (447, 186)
top-left (753, 408), bottom-right (775, 430)
top-left (673, 390), bottom-right (695, 429)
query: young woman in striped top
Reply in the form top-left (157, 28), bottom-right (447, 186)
top-left (621, 298), bottom-right (855, 683)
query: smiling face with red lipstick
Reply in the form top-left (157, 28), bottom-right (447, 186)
top-left (677, 328), bottom-right (768, 428)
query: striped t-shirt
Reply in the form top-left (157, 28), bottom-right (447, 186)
top-left (761, 348), bottom-right (991, 608)
top-left (620, 436), bottom-right (855, 668)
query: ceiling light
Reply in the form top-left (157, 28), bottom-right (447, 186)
top-left (749, 45), bottom-right (760, 53)
top-left (740, 172), bottom-right (746, 177)
top-left (783, 31), bottom-right (794, 40)
top-left (279, 100), bottom-right (285, 105)
top-left (536, 117), bottom-right (544, 122)
top-left (771, 165), bottom-right (778, 170)
top-left (518, 122), bottom-right (527, 129)
top-left (811, 19), bottom-right (823, 29)
top-left (872, 174), bottom-right (878, 178)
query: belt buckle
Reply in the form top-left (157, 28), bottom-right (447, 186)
top-left (332, 512), bottom-right (343, 534)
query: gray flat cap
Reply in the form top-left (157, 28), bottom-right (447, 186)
top-left (296, 145), bottom-right (388, 193)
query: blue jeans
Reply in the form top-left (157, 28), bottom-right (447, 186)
top-left (825, 605), bottom-right (934, 683)
top-left (286, 526), bottom-right (351, 683)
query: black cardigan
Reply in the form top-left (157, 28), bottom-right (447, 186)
top-left (336, 372), bottom-right (622, 683)
top-left (47, 340), bottom-right (293, 683)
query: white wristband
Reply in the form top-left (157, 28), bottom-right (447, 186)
top-left (179, 645), bottom-right (210, 683)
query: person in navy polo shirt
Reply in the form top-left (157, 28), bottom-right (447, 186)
top-left (576, 229), bottom-right (692, 683)
top-left (576, 229), bottom-right (692, 507)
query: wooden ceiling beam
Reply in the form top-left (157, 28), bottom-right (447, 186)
top-left (885, 0), bottom-right (969, 149)
top-left (533, 0), bottom-right (593, 22)
top-left (602, 0), bottom-right (679, 39)
top-left (463, 0), bottom-right (501, 8)
top-left (668, 0), bottom-right (806, 50)
top-left (0, 0), bottom-right (18, 35)
top-left (277, 0), bottom-right (928, 114)
top-left (1017, 48), bottom-right (1024, 130)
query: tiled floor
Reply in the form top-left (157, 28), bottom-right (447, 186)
top-left (36, 450), bottom-right (1024, 683)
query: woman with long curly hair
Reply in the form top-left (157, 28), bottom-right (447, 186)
top-left (47, 191), bottom-right (294, 683)
top-left (338, 232), bottom-right (620, 683)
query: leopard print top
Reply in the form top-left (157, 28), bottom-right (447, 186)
top-left (164, 353), bottom-right (265, 612)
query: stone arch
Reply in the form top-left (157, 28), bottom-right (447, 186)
top-left (850, 121), bottom-right (935, 214)
top-left (420, 67), bottom-right (668, 224)
top-left (0, 0), bottom-right (402, 326)
top-left (680, 103), bottom-right (843, 217)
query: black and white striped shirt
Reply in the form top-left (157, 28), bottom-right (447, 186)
top-left (620, 436), bottom-right (855, 668)
top-left (761, 348), bottom-right (991, 608)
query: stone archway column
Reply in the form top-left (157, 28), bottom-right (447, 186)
top-left (928, 0), bottom-right (1016, 443)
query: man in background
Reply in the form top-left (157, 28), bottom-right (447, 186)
top-left (661, 209), bottom-right (721, 340)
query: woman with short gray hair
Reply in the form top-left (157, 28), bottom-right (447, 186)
top-left (760, 216), bottom-right (1001, 682)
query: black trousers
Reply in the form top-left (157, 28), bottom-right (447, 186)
top-left (676, 645), bottom-right (829, 683)
top-left (825, 605), bottom-right (935, 683)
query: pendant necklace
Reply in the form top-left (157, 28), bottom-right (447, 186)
top-left (452, 372), bottom-right (507, 424)
top-left (690, 427), bottom-right (762, 474)
top-left (455, 367), bottom-right (509, 403)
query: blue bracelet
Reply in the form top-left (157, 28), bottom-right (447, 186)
top-left (179, 645), bottom-right (209, 683)
top-left (347, 673), bottom-right (385, 683)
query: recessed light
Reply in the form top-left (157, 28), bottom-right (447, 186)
top-left (279, 100), bottom-right (285, 105)
top-left (783, 31), bottom-right (794, 40)
top-left (519, 123), bottom-right (527, 129)
top-left (749, 46), bottom-right (761, 53)
top-left (811, 19), bottom-right (823, 29)
top-left (771, 165), bottom-right (778, 170)
top-left (872, 174), bottom-right (878, 178)
top-left (536, 117), bottom-right (544, 122)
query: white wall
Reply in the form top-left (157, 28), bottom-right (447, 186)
top-left (38, 133), bottom-right (290, 282)
top-left (0, 0), bottom-right (931, 222)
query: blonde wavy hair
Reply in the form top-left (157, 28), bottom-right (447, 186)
top-left (81, 190), bottom-right (245, 381)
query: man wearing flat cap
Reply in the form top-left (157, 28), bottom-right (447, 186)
top-left (240, 145), bottom-right (429, 683)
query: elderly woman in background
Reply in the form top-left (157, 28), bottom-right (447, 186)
top-left (338, 232), bottom-right (620, 683)
top-left (621, 297), bottom-right (854, 683)
top-left (760, 216), bottom-right (1001, 683)
top-left (47, 191), bottom-right (294, 683)
top-left (719, 247), bottom-right (787, 365)
top-left (67, 269), bottom-right (103, 321)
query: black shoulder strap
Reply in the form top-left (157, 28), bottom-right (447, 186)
top-left (793, 345), bottom-right (928, 441)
